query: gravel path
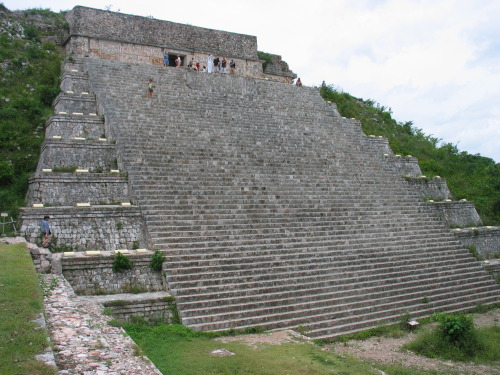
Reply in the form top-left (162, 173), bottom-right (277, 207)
top-left (328, 309), bottom-right (500, 375)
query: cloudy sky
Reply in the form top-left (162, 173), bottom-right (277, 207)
top-left (5, 0), bottom-right (499, 162)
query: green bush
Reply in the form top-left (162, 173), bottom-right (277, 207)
top-left (437, 313), bottom-right (475, 344)
top-left (149, 250), bottom-right (165, 272)
top-left (0, 161), bottom-right (14, 184)
top-left (23, 25), bottom-right (40, 42)
top-left (404, 312), bottom-right (488, 361)
top-left (112, 252), bottom-right (133, 273)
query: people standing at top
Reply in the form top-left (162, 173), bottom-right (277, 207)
top-left (175, 56), bottom-right (181, 67)
top-left (207, 54), bottom-right (213, 73)
top-left (229, 59), bottom-right (236, 74)
top-left (163, 51), bottom-right (169, 67)
top-left (213, 56), bottom-right (220, 72)
top-left (40, 215), bottom-right (51, 248)
top-left (296, 78), bottom-right (302, 87)
top-left (221, 57), bottom-right (227, 73)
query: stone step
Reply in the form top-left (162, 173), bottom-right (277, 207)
top-left (175, 263), bottom-right (484, 309)
top-left (166, 250), bottom-right (472, 282)
top-left (184, 287), bottom-right (500, 333)
top-left (306, 290), bottom-right (500, 339)
top-left (167, 255), bottom-right (479, 292)
top-left (179, 277), bottom-right (495, 325)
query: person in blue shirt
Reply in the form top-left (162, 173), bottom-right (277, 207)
top-left (41, 215), bottom-right (51, 248)
top-left (163, 51), bottom-right (169, 67)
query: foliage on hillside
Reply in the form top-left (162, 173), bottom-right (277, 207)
top-left (320, 83), bottom-right (499, 225)
top-left (0, 6), bottom-right (66, 225)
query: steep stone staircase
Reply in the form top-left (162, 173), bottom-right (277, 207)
top-left (63, 58), bottom-right (500, 338)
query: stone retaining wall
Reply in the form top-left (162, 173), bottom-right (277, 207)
top-left (452, 226), bottom-right (500, 259)
top-left (37, 140), bottom-right (117, 172)
top-left (61, 252), bottom-right (164, 295)
top-left (405, 177), bottom-right (452, 200)
top-left (60, 72), bottom-right (90, 92)
top-left (429, 200), bottom-right (482, 227)
top-left (20, 206), bottom-right (147, 251)
top-left (26, 173), bottom-right (129, 206)
top-left (54, 93), bottom-right (97, 114)
top-left (388, 156), bottom-right (422, 177)
top-left (45, 115), bottom-right (104, 139)
top-left (103, 298), bottom-right (175, 324)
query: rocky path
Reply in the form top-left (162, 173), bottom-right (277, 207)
top-left (328, 309), bottom-right (500, 375)
top-left (42, 274), bottom-right (162, 375)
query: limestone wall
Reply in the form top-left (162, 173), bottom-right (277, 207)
top-left (45, 115), bottom-right (104, 139)
top-left (26, 174), bottom-right (129, 206)
top-left (63, 6), bottom-right (294, 81)
top-left (37, 140), bottom-right (117, 173)
top-left (452, 226), bottom-right (500, 259)
top-left (61, 253), bottom-right (164, 295)
top-left (65, 6), bottom-right (258, 60)
top-left (429, 201), bottom-right (482, 227)
top-left (19, 206), bottom-right (147, 251)
top-left (103, 299), bottom-right (175, 324)
top-left (54, 93), bottom-right (97, 114)
top-left (60, 72), bottom-right (90, 92)
top-left (405, 177), bottom-right (452, 200)
top-left (66, 35), bottom-right (265, 79)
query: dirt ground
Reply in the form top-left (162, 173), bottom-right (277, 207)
top-left (215, 309), bottom-right (500, 374)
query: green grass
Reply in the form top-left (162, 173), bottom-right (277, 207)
top-left (120, 323), bottom-right (380, 375)
top-left (403, 323), bottom-right (500, 363)
top-left (0, 242), bottom-right (57, 375)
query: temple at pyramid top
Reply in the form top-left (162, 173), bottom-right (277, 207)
top-left (64, 6), bottom-right (296, 83)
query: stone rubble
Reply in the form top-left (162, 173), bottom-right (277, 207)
top-left (42, 274), bottom-right (162, 375)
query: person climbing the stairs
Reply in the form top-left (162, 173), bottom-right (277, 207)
top-left (147, 78), bottom-right (155, 98)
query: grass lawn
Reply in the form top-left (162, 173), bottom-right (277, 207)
top-left (123, 323), bottom-right (380, 375)
top-left (0, 242), bottom-right (57, 375)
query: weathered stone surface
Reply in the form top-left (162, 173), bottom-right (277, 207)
top-left (42, 274), bottom-right (162, 374)
top-left (66, 6), bottom-right (258, 59)
top-left (61, 252), bottom-right (165, 295)
top-left (430, 200), bottom-right (482, 226)
top-left (19, 206), bottom-right (147, 251)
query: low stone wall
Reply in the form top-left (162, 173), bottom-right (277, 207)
top-left (61, 252), bottom-right (164, 295)
top-left (103, 298), bottom-right (175, 324)
top-left (20, 206), bottom-right (147, 251)
top-left (452, 226), bottom-right (500, 259)
top-left (429, 200), bottom-right (482, 226)
top-left (54, 93), bottom-right (97, 114)
top-left (405, 177), bottom-right (452, 200)
top-left (26, 173), bottom-right (129, 206)
top-left (45, 115), bottom-right (105, 139)
top-left (366, 136), bottom-right (392, 155)
top-left (37, 140), bottom-right (117, 173)
top-left (388, 156), bottom-right (422, 177)
top-left (60, 72), bottom-right (90, 92)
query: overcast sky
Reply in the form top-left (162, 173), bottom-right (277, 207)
top-left (4, 0), bottom-right (499, 162)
